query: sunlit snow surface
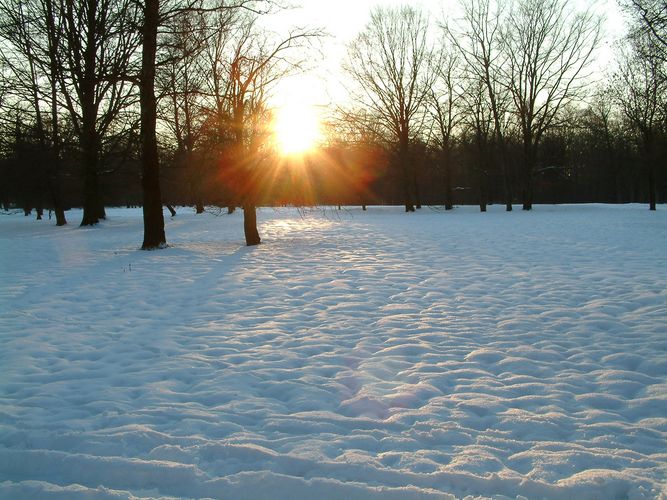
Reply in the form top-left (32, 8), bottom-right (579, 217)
top-left (1, 205), bottom-right (666, 499)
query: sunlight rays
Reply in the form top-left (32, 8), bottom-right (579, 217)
top-left (273, 102), bottom-right (323, 156)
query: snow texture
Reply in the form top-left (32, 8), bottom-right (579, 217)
top-left (1, 204), bottom-right (666, 499)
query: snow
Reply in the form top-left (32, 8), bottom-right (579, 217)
top-left (0, 204), bottom-right (666, 499)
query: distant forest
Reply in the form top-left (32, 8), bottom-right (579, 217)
top-left (1, 0), bottom-right (665, 246)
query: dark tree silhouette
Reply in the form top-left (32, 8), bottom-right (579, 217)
top-left (612, 36), bottom-right (665, 211)
top-left (139, 0), bottom-right (267, 249)
top-left (139, 0), bottom-right (166, 249)
top-left (222, 17), bottom-right (319, 245)
top-left (428, 42), bottom-right (464, 210)
top-left (344, 6), bottom-right (435, 212)
top-left (57, 0), bottom-right (140, 226)
top-left (461, 78), bottom-right (495, 212)
top-left (623, 0), bottom-right (667, 59)
top-left (452, 0), bottom-right (514, 211)
top-left (0, 0), bottom-right (68, 225)
top-left (501, 0), bottom-right (601, 210)
top-left (158, 10), bottom-right (210, 214)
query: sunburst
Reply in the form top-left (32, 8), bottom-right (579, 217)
top-left (273, 103), bottom-right (322, 156)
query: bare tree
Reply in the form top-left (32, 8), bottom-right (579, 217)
top-left (158, 10), bottom-right (210, 213)
top-left (138, 0), bottom-right (266, 249)
top-left (452, 0), bottom-right (514, 211)
top-left (623, 0), bottom-right (667, 59)
top-left (56, 0), bottom-right (141, 226)
top-left (138, 0), bottom-right (166, 249)
top-left (43, 0), bottom-right (67, 226)
top-left (343, 5), bottom-right (435, 212)
top-left (501, 0), bottom-right (601, 210)
top-left (327, 107), bottom-right (390, 209)
top-left (0, 0), bottom-right (68, 225)
top-left (201, 8), bottom-right (238, 213)
top-left (461, 77), bottom-right (495, 211)
top-left (222, 17), bottom-right (319, 245)
top-left (612, 35), bottom-right (665, 210)
top-left (428, 40), bottom-right (464, 210)
top-left (580, 87), bottom-right (628, 203)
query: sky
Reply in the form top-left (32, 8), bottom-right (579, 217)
top-left (266, 0), bottom-right (457, 108)
top-left (265, 0), bottom-right (628, 112)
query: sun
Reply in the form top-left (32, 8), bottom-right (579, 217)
top-left (273, 103), bottom-right (322, 156)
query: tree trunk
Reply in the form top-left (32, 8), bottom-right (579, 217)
top-left (521, 182), bottom-right (533, 210)
top-left (504, 180), bottom-right (513, 211)
top-left (47, 130), bottom-right (67, 226)
top-left (414, 176), bottom-right (421, 210)
top-left (399, 134), bottom-right (414, 212)
top-left (443, 149), bottom-right (453, 210)
top-left (97, 201), bottom-right (106, 220)
top-left (79, 88), bottom-right (102, 225)
top-left (80, 138), bottom-right (101, 226)
top-left (47, 152), bottom-right (67, 226)
top-left (521, 142), bottom-right (535, 211)
top-left (521, 169), bottom-right (533, 210)
top-left (140, 0), bottom-right (166, 249)
top-left (412, 153), bottom-right (421, 209)
top-left (79, 0), bottom-right (102, 227)
top-left (649, 159), bottom-right (657, 211)
top-left (479, 169), bottom-right (487, 212)
top-left (46, 0), bottom-right (67, 227)
top-left (498, 143), bottom-right (512, 212)
top-left (54, 209), bottom-right (66, 226)
top-left (243, 204), bottom-right (261, 246)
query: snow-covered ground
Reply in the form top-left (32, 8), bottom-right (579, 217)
top-left (0, 204), bottom-right (666, 499)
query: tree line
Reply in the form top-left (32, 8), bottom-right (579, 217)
top-left (338, 0), bottom-right (666, 213)
top-left (0, 0), bottom-right (316, 246)
top-left (0, 0), bottom-right (665, 248)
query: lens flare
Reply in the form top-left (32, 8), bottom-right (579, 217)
top-left (273, 104), bottom-right (322, 156)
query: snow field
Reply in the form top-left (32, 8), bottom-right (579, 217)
top-left (0, 204), bottom-right (666, 499)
